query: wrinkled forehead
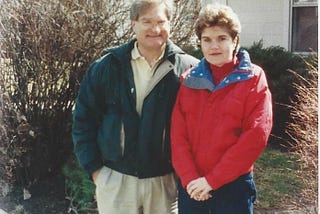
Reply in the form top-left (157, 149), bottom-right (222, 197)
top-left (131, 2), bottom-right (170, 21)
top-left (139, 7), bottom-right (168, 20)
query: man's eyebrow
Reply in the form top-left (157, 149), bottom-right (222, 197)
top-left (140, 17), bottom-right (151, 21)
top-left (201, 35), bottom-right (211, 39)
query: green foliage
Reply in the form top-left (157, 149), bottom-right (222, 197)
top-left (8, 205), bottom-right (30, 214)
top-left (63, 157), bottom-right (96, 213)
top-left (183, 45), bottom-right (203, 60)
top-left (255, 148), bottom-right (302, 208)
top-left (245, 40), bottom-right (306, 101)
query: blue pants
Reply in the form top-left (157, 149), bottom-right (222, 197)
top-left (177, 173), bottom-right (256, 214)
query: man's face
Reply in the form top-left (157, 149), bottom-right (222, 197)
top-left (131, 3), bottom-right (170, 52)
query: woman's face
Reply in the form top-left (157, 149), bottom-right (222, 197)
top-left (200, 26), bottom-right (237, 67)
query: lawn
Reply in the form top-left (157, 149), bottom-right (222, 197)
top-left (254, 147), bottom-right (302, 209)
top-left (63, 146), bottom-right (316, 213)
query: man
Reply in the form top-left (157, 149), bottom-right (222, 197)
top-left (72, 0), bottom-right (199, 213)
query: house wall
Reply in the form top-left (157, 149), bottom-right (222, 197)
top-left (201, 0), bottom-right (291, 50)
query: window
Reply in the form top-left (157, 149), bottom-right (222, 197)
top-left (291, 0), bottom-right (318, 53)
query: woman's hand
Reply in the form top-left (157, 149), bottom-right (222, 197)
top-left (186, 177), bottom-right (213, 201)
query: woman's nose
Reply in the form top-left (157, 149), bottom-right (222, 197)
top-left (209, 41), bottom-right (219, 49)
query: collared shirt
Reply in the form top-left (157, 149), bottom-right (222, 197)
top-left (131, 42), bottom-right (165, 115)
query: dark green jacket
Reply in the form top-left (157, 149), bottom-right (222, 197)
top-left (72, 39), bottom-right (199, 178)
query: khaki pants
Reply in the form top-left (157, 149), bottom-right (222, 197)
top-left (95, 166), bottom-right (178, 214)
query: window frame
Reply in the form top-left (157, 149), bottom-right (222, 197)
top-left (289, 0), bottom-right (318, 54)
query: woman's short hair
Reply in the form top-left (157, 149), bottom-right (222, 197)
top-left (130, 0), bottom-right (174, 21)
top-left (194, 3), bottom-right (241, 40)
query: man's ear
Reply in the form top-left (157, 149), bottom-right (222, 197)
top-left (131, 21), bottom-right (136, 32)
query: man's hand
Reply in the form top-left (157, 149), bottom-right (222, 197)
top-left (186, 177), bottom-right (213, 201)
top-left (92, 168), bottom-right (101, 185)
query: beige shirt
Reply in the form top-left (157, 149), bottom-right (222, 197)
top-left (131, 42), bottom-right (165, 115)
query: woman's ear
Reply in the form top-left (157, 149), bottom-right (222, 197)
top-left (233, 36), bottom-right (239, 48)
top-left (233, 36), bottom-right (240, 56)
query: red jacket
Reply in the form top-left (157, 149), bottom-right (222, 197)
top-left (171, 49), bottom-right (273, 190)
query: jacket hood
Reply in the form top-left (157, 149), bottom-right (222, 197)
top-left (183, 49), bottom-right (254, 92)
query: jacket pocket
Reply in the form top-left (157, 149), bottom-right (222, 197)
top-left (223, 96), bottom-right (243, 116)
top-left (97, 113), bottom-right (123, 161)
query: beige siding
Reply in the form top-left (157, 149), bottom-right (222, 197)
top-left (202, 0), bottom-right (290, 49)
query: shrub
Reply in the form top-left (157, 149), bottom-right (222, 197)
top-left (0, 0), bottom-right (200, 193)
top-left (286, 55), bottom-right (318, 206)
top-left (0, 0), bottom-right (136, 186)
top-left (0, 89), bottom-right (21, 196)
top-left (245, 40), bottom-right (307, 101)
top-left (63, 156), bottom-right (96, 213)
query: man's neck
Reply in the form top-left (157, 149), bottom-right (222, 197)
top-left (137, 44), bottom-right (165, 67)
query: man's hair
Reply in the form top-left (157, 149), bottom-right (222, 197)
top-left (130, 0), bottom-right (174, 21)
top-left (194, 3), bottom-right (241, 40)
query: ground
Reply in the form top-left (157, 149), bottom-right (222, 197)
top-left (0, 173), bottom-right (67, 214)
top-left (0, 173), bottom-right (317, 214)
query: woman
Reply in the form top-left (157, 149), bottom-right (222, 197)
top-left (171, 3), bottom-right (273, 214)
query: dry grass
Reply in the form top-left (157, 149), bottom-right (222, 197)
top-left (286, 55), bottom-right (318, 208)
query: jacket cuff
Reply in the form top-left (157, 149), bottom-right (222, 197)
top-left (83, 159), bottom-right (103, 181)
top-left (181, 173), bottom-right (200, 188)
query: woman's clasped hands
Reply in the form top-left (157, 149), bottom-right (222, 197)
top-left (186, 177), bottom-right (213, 201)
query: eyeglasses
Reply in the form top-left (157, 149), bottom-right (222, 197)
top-left (138, 19), bottom-right (169, 29)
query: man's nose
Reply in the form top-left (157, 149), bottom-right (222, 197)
top-left (150, 24), bottom-right (161, 33)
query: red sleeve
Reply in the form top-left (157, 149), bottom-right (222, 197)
top-left (206, 67), bottom-right (273, 190)
top-left (171, 86), bottom-right (200, 188)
